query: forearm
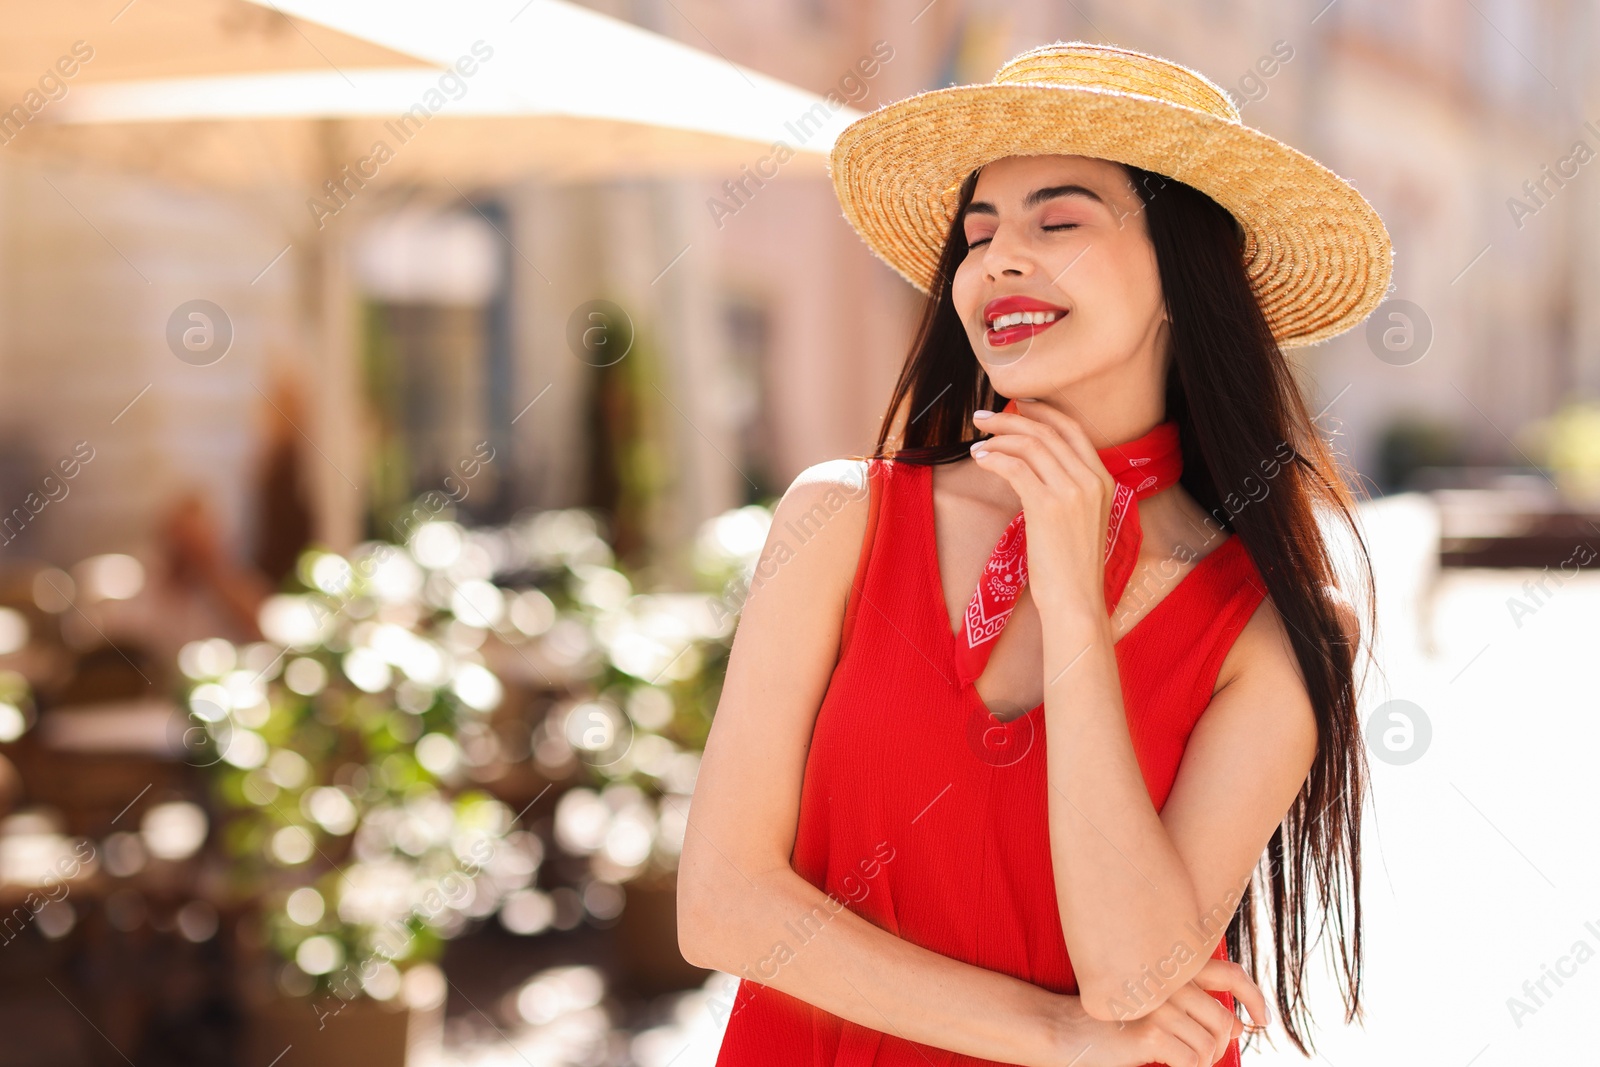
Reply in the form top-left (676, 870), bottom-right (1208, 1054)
top-left (1038, 604), bottom-right (1208, 1015)
top-left (685, 862), bottom-right (1087, 1066)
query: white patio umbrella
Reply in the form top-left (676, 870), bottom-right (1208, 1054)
top-left (8, 0), bottom-right (861, 552)
top-left (0, 0), bottom-right (428, 94)
top-left (17, 0), bottom-right (862, 188)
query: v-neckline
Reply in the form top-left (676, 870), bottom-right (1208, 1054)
top-left (922, 461), bottom-right (1242, 724)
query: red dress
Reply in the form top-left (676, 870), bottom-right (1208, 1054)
top-left (714, 435), bottom-right (1267, 1066)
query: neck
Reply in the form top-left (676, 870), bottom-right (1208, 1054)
top-left (999, 398), bottom-right (1171, 455)
top-left (1009, 331), bottom-right (1171, 448)
top-left (1094, 418), bottom-right (1175, 462)
top-left (973, 406), bottom-right (1181, 515)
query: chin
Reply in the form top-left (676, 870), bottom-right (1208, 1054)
top-left (976, 339), bottom-right (1072, 394)
top-left (982, 373), bottom-right (1055, 401)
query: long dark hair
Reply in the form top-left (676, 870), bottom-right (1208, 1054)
top-left (863, 164), bottom-right (1375, 1055)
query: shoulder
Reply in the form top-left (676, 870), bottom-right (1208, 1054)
top-left (774, 458), bottom-right (875, 527)
top-left (751, 458), bottom-right (877, 603)
top-left (1212, 576), bottom-right (1358, 728)
top-left (788, 457), bottom-right (874, 496)
top-left (1217, 591), bottom-right (1299, 695)
top-left (1195, 591), bottom-right (1317, 776)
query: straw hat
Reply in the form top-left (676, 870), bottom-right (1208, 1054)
top-left (827, 41), bottom-right (1392, 348)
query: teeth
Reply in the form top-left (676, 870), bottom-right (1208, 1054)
top-left (989, 310), bottom-right (1061, 329)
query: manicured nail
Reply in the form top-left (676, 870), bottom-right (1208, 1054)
top-left (970, 444), bottom-right (988, 457)
top-left (973, 409), bottom-right (993, 419)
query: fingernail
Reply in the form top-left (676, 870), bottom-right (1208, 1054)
top-left (973, 409), bottom-right (993, 419)
top-left (970, 445), bottom-right (988, 457)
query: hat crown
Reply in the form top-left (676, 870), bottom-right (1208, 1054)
top-left (993, 42), bottom-right (1241, 125)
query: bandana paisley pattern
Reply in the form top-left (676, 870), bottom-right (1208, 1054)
top-left (955, 413), bottom-right (1184, 687)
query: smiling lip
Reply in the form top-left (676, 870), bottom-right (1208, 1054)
top-left (982, 295), bottom-right (1069, 346)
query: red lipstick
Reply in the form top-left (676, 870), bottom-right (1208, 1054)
top-left (981, 294), bottom-right (1069, 346)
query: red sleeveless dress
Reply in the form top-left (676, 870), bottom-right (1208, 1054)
top-left (714, 425), bottom-right (1267, 1067)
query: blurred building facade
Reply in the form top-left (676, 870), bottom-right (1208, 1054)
top-left (0, 0), bottom-right (1590, 586)
top-left (657, 0), bottom-right (1595, 491)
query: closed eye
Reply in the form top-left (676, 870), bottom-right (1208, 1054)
top-left (967, 223), bottom-right (1078, 249)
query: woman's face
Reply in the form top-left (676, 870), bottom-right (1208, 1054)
top-left (950, 154), bottom-right (1169, 404)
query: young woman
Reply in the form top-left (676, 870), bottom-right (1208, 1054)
top-left (679, 42), bottom-right (1388, 1067)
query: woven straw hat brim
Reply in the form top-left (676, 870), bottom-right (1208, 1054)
top-left (828, 82), bottom-right (1393, 348)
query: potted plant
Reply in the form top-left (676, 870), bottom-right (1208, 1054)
top-left (180, 525), bottom-right (533, 1065)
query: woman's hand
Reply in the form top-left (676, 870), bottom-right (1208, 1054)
top-left (1040, 959), bottom-right (1271, 1067)
top-left (969, 399), bottom-right (1115, 616)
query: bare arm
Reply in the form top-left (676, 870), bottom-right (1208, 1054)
top-left (963, 402), bottom-right (1310, 1026)
top-left (676, 461), bottom-right (1085, 1065)
top-left (679, 461), bottom-right (1267, 1067)
top-left (1038, 590), bottom-right (1321, 1021)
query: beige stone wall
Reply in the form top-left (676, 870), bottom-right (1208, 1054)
top-left (626, 0), bottom-right (1587, 487)
top-left (0, 0), bottom-right (1584, 579)
top-left (0, 161), bottom-right (304, 566)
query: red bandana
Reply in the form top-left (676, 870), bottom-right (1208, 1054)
top-left (956, 405), bottom-right (1184, 686)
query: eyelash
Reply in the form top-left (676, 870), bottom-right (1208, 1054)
top-left (966, 223), bottom-right (1078, 248)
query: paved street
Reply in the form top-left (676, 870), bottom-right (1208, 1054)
top-left (1251, 494), bottom-right (1600, 1064)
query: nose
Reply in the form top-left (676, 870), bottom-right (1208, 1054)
top-left (979, 219), bottom-right (1036, 281)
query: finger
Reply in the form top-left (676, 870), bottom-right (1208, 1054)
top-left (1148, 1003), bottom-right (1214, 1067)
top-left (1146, 1029), bottom-right (1205, 1067)
top-left (969, 434), bottom-right (1076, 500)
top-left (1177, 991), bottom-right (1235, 1067)
top-left (968, 444), bottom-right (1048, 503)
top-left (1192, 958), bottom-right (1268, 1029)
top-left (974, 408), bottom-right (1083, 482)
top-left (1172, 980), bottom-right (1239, 1034)
top-left (982, 399), bottom-right (1120, 501)
top-left (971, 431), bottom-right (1082, 512)
top-left (1015, 399), bottom-right (1117, 497)
top-left (977, 434), bottom-right (1107, 532)
top-left (1191, 959), bottom-right (1270, 1030)
top-left (1168, 984), bottom-right (1237, 1063)
top-left (1012, 399), bottom-right (1106, 473)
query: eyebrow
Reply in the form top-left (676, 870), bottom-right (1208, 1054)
top-left (964, 183), bottom-right (1106, 217)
